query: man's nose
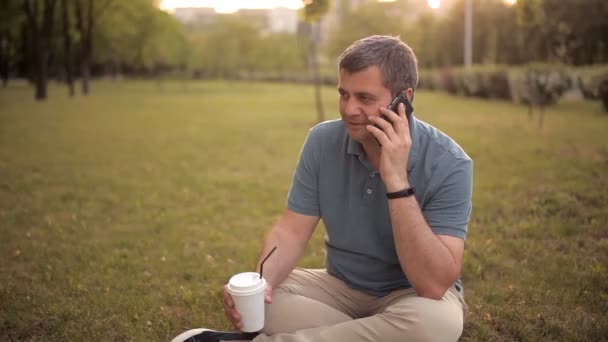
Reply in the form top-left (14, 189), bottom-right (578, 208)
top-left (343, 98), bottom-right (359, 116)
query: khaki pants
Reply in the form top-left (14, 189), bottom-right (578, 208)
top-left (253, 268), bottom-right (465, 342)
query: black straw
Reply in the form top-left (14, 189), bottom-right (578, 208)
top-left (259, 246), bottom-right (277, 280)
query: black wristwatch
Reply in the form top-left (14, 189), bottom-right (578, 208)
top-left (386, 187), bottom-right (416, 199)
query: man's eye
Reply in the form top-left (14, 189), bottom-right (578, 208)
top-left (361, 97), bottom-right (374, 104)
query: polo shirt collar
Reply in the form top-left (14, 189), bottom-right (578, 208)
top-left (346, 113), bottom-right (420, 172)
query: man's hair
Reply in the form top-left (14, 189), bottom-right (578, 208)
top-left (338, 35), bottom-right (418, 97)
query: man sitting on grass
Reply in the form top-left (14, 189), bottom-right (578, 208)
top-left (172, 35), bottom-right (473, 342)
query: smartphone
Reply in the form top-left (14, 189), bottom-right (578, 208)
top-left (374, 92), bottom-right (414, 145)
top-left (385, 91), bottom-right (414, 120)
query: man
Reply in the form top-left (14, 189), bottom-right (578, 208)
top-left (173, 35), bottom-right (472, 342)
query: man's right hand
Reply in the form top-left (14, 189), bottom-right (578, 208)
top-left (222, 283), bottom-right (273, 330)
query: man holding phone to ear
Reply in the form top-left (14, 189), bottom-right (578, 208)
top-left (173, 35), bottom-right (472, 342)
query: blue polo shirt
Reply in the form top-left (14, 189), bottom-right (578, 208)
top-left (287, 115), bottom-right (473, 297)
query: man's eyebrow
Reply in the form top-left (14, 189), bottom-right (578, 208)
top-left (354, 91), bottom-right (376, 99)
top-left (336, 88), bottom-right (376, 99)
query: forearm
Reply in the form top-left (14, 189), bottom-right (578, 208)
top-left (389, 197), bottom-right (461, 299)
top-left (255, 218), bottom-right (312, 288)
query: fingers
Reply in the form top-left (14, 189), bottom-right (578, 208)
top-left (373, 104), bottom-right (408, 137)
top-left (223, 284), bottom-right (243, 330)
top-left (223, 282), bottom-right (274, 330)
top-left (366, 124), bottom-right (391, 146)
top-left (383, 103), bottom-right (408, 128)
top-left (265, 284), bottom-right (273, 304)
top-left (368, 113), bottom-right (397, 142)
top-left (397, 102), bottom-right (410, 131)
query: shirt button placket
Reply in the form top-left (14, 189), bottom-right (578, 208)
top-left (363, 172), bottom-right (377, 200)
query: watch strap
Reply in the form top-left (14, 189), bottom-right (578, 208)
top-left (386, 187), bottom-right (416, 199)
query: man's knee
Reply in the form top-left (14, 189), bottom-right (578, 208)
top-left (262, 291), bottom-right (352, 336)
top-left (382, 297), bottom-right (463, 341)
top-left (261, 291), bottom-right (290, 335)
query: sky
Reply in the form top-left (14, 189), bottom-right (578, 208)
top-left (160, 1), bottom-right (450, 13)
top-left (160, 0), bottom-right (305, 13)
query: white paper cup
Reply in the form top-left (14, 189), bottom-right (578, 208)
top-left (227, 272), bottom-right (267, 332)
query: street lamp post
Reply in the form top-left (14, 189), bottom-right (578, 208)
top-left (464, 0), bottom-right (473, 67)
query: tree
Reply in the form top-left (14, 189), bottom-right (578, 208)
top-left (88, 0), bottom-right (185, 79)
top-left (406, 11), bottom-right (440, 68)
top-left (137, 10), bottom-right (186, 72)
top-left (265, 33), bottom-right (306, 79)
top-left (23, 0), bottom-right (58, 100)
top-left (301, 0), bottom-right (331, 123)
top-left (93, 0), bottom-right (146, 76)
top-left (325, 2), bottom-right (405, 61)
top-left (516, 0), bottom-right (549, 63)
top-left (187, 15), bottom-right (262, 79)
top-left (541, 0), bottom-right (608, 65)
top-left (60, 0), bottom-right (75, 96)
top-left (73, 0), bottom-right (113, 95)
top-left (0, 0), bottom-right (24, 87)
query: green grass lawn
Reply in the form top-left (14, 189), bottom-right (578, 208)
top-left (1, 80), bottom-right (607, 341)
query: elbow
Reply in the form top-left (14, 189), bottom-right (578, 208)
top-left (414, 280), bottom-right (455, 300)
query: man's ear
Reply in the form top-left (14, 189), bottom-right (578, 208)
top-left (404, 88), bottom-right (414, 102)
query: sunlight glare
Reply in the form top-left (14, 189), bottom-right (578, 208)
top-left (428, 0), bottom-right (441, 9)
top-left (160, 0), bottom-right (304, 13)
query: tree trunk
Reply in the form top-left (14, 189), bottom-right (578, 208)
top-left (155, 64), bottom-right (164, 91)
top-left (1, 64), bottom-right (7, 87)
top-left (61, 0), bottom-right (75, 97)
top-left (81, 53), bottom-right (91, 94)
top-left (599, 80), bottom-right (608, 113)
top-left (83, 0), bottom-right (93, 95)
top-left (31, 29), bottom-right (49, 100)
top-left (0, 50), bottom-right (8, 88)
top-left (33, 40), bottom-right (48, 100)
top-left (19, 22), bottom-right (34, 85)
top-left (309, 23), bottom-right (324, 123)
top-left (23, 0), bottom-right (57, 101)
top-left (0, 31), bottom-right (10, 87)
top-left (75, 0), bottom-right (93, 95)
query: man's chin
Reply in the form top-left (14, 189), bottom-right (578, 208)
top-left (347, 129), bottom-right (372, 143)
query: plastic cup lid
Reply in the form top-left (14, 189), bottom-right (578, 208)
top-left (228, 272), bottom-right (266, 295)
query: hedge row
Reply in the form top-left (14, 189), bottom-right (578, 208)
top-left (418, 64), bottom-right (608, 111)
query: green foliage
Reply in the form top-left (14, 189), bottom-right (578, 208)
top-left (446, 65), bottom-right (512, 100)
top-left (423, 63), bottom-right (608, 112)
top-left (0, 81), bottom-right (606, 340)
top-left (517, 0), bottom-right (545, 28)
top-left (95, 0), bottom-right (187, 69)
top-left (330, 0), bottom-right (608, 68)
top-left (576, 65), bottom-right (608, 112)
top-left (0, 0), bottom-right (24, 71)
top-left (420, 64), bottom-right (572, 106)
top-left (184, 16), bottom-right (305, 80)
top-left (325, 2), bottom-right (405, 60)
top-left (405, 0), bottom-right (525, 67)
top-left (300, 0), bottom-right (330, 23)
top-left (0, 0), bottom-right (24, 35)
top-left (509, 63), bottom-right (571, 106)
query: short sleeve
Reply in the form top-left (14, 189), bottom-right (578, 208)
top-left (422, 157), bottom-right (473, 239)
top-left (287, 128), bottom-right (321, 216)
